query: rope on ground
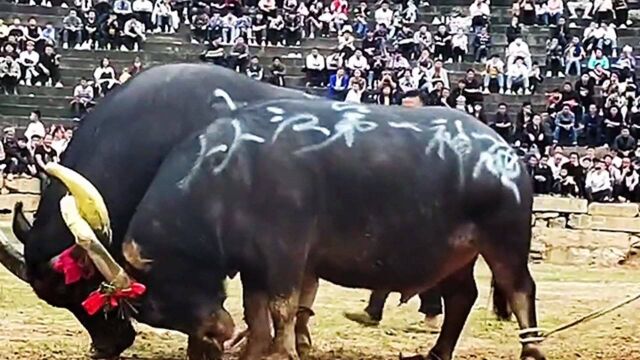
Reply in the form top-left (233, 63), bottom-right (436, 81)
top-left (520, 289), bottom-right (640, 343)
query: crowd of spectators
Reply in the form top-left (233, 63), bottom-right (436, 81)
top-left (0, 109), bottom-right (70, 192)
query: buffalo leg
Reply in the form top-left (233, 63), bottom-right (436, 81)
top-left (240, 286), bottom-right (272, 360)
top-left (186, 307), bottom-right (235, 360)
top-left (483, 242), bottom-right (546, 360)
top-left (295, 274), bottom-right (318, 358)
top-left (426, 259), bottom-right (478, 360)
top-left (267, 290), bottom-right (301, 360)
top-left (187, 336), bottom-right (221, 360)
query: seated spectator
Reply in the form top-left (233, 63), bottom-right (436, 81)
top-left (62, 9), bottom-right (84, 50)
top-left (613, 127), bottom-right (637, 157)
top-left (426, 59), bottom-right (449, 91)
top-left (119, 67), bottom-right (132, 83)
top-left (83, 11), bottom-right (99, 50)
top-left (24, 110), bottom-right (45, 147)
top-left (491, 103), bottom-right (513, 141)
top-left (414, 25), bottom-right (433, 55)
top-left (235, 14), bottom-right (252, 43)
top-left (547, 0), bottom-right (563, 25)
top-left (398, 71), bottom-right (417, 93)
top-left (506, 36), bottom-right (531, 69)
top-left (472, 27), bottom-right (491, 64)
top-left (227, 36), bottom-right (250, 73)
top-left (8, 18), bottom-right (25, 51)
top-left (536, 0), bottom-right (550, 26)
top-left (612, 45), bottom-right (636, 82)
top-left (433, 24), bottom-right (452, 63)
top-left (129, 56), bottom-right (144, 76)
top-left (395, 24), bottom-right (416, 61)
top-left (471, 102), bottom-right (488, 123)
top-left (529, 155), bottom-right (554, 194)
top-left (268, 57), bottom-right (286, 87)
top-left (70, 77), bottom-right (95, 116)
top-left (246, 56), bottom-right (264, 81)
top-left (519, 0), bottom-right (536, 25)
top-left (614, 0), bottom-right (631, 28)
top-left (122, 16), bottom-right (146, 51)
top-left (567, 0), bottom-right (593, 19)
top-left (554, 167), bottom-right (581, 197)
top-left (564, 37), bottom-right (585, 76)
top-left (251, 12), bottom-right (267, 46)
top-left (114, 0), bottom-right (133, 23)
top-left (328, 67), bottom-right (349, 100)
top-left (305, 48), bottom-right (326, 87)
top-left (562, 151), bottom-right (586, 192)
top-left (469, 0), bottom-right (490, 31)
top-left (345, 81), bottom-right (364, 103)
top-left (594, 0), bottom-right (615, 23)
top-left (153, 0), bottom-right (174, 34)
top-left (462, 69), bottom-right (482, 105)
top-left (34, 44), bottom-right (61, 87)
top-left (529, 61), bottom-right (543, 94)
top-left (583, 103), bottom-right (603, 146)
top-left (24, 18), bottom-right (42, 53)
top-left (17, 41), bottom-right (39, 86)
top-left (604, 105), bottom-right (623, 145)
top-left (348, 69), bottom-right (366, 91)
top-left (554, 104), bottom-right (577, 145)
top-left (221, 11), bottom-right (238, 45)
top-left (483, 54), bottom-right (505, 94)
top-left (267, 12), bottom-right (285, 47)
top-left (346, 49), bottom-right (369, 74)
top-left (200, 37), bottom-right (226, 66)
top-left (506, 17), bottom-right (522, 44)
top-left (6, 136), bottom-right (36, 177)
top-left (0, 56), bottom-right (20, 95)
top-left (585, 159), bottom-right (613, 202)
top-left (133, 0), bottom-right (154, 32)
top-left (374, 2), bottom-right (394, 29)
top-left (41, 22), bottom-right (57, 48)
top-left (93, 57), bottom-right (118, 97)
top-left (545, 37), bottom-right (565, 77)
top-left (617, 157), bottom-right (638, 201)
top-left (451, 28), bottom-right (468, 63)
top-left (377, 83), bottom-right (398, 105)
top-left (506, 57), bottom-right (531, 95)
top-left (101, 14), bottom-right (123, 51)
top-left (589, 63), bottom-right (610, 85)
top-left (525, 113), bottom-right (548, 151)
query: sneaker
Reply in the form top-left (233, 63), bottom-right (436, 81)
top-left (546, 71), bottom-right (552, 77)
top-left (499, 89), bottom-right (504, 94)
top-left (569, 14), bottom-right (578, 19)
top-left (505, 90), bottom-right (512, 95)
top-left (558, 73), bottom-right (565, 78)
top-left (35, 81), bottom-right (42, 87)
top-left (61, 1), bottom-right (67, 6)
top-left (620, 24), bottom-right (627, 29)
top-left (191, 39), bottom-right (199, 45)
top-left (73, 43), bottom-right (81, 50)
top-left (63, 42), bottom-right (69, 50)
top-left (583, 15), bottom-right (592, 19)
top-left (25, 79), bottom-right (32, 86)
top-left (483, 88), bottom-right (490, 94)
top-left (525, 89), bottom-right (532, 95)
top-left (120, 45), bottom-right (128, 51)
top-left (19, 80), bottom-right (25, 86)
top-left (133, 43), bottom-right (139, 51)
top-left (55, 82), bottom-right (63, 88)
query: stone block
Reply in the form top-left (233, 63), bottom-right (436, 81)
top-left (3, 177), bottom-right (40, 194)
top-left (536, 212), bottom-right (560, 219)
top-left (532, 196), bottom-right (588, 214)
top-left (588, 203), bottom-right (639, 218)
top-left (532, 227), bottom-right (630, 249)
top-left (0, 194), bottom-right (40, 213)
top-left (547, 217), bottom-right (567, 228)
top-left (535, 219), bottom-right (548, 227)
top-left (568, 214), bottom-right (640, 233)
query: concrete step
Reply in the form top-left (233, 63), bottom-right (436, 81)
top-left (0, 114), bottom-right (74, 129)
top-left (0, 2), bottom-right (67, 16)
top-left (0, 94), bottom-right (72, 106)
top-left (0, 102), bottom-right (70, 118)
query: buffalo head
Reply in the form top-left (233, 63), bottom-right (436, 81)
top-left (2, 164), bottom-right (137, 358)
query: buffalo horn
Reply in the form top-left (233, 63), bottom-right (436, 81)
top-left (0, 229), bottom-right (27, 282)
top-left (12, 202), bottom-right (31, 244)
top-left (59, 195), bottom-right (130, 288)
top-left (44, 163), bottom-right (112, 244)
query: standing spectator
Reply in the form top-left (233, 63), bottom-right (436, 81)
top-left (433, 24), bottom-right (452, 62)
top-left (483, 54), bottom-right (505, 94)
top-left (17, 41), bottom-right (39, 86)
top-left (33, 133), bottom-right (59, 194)
top-left (70, 77), bottom-right (94, 116)
top-left (34, 44), bottom-right (61, 87)
top-left (328, 67), bottom-right (349, 100)
top-left (268, 57), bottom-right (286, 87)
top-left (246, 56), bottom-right (264, 81)
top-left (613, 128), bottom-right (637, 157)
top-left (227, 36), bottom-right (250, 73)
top-left (305, 48), bottom-right (325, 87)
top-left (62, 9), bottom-right (84, 50)
top-left (0, 56), bottom-right (20, 95)
top-left (491, 103), bottom-right (513, 141)
top-left (122, 16), bottom-right (145, 51)
top-left (93, 57), bottom-right (117, 97)
top-left (554, 104), bottom-right (577, 145)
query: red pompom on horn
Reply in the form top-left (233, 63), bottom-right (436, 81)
top-left (82, 282), bottom-right (146, 316)
top-left (52, 245), bottom-right (93, 285)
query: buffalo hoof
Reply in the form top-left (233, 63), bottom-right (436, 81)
top-left (342, 311), bottom-right (380, 326)
top-left (521, 345), bottom-right (546, 360)
top-left (187, 335), bottom-right (223, 360)
top-left (88, 346), bottom-right (121, 360)
top-left (295, 332), bottom-right (312, 359)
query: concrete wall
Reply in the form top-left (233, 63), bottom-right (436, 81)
top-left (532, 196), bottom-right (640, 266)
top-left (0, 177), bottom-right (39, 222)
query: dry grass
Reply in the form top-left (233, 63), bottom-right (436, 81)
top-left (0, 258), bottom-right (639, 359)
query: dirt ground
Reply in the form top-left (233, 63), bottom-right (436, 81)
top-left (0, 259), bottom-right (639, 360)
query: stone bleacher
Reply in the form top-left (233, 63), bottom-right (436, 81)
top-left (1, 0), bottom-right (638, 128)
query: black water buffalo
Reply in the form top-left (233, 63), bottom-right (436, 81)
top-left (0, 64), bottom-right (308, 359)
top-left (106, 99), bottom-right (545, 360)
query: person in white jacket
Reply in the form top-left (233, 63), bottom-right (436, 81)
top-left (506, 36), bottom-right (531, 69)
top-left (374, 2), bottom-right (394, 28)
top-left (506, 57), bottom-right (531, 95)
top-left (585, 159), bottom-right (613, 201)
top-left (305, 48), bottom-right (325, 86)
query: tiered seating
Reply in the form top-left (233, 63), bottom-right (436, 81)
top-left (0, 0), bottom-right (638, 127)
